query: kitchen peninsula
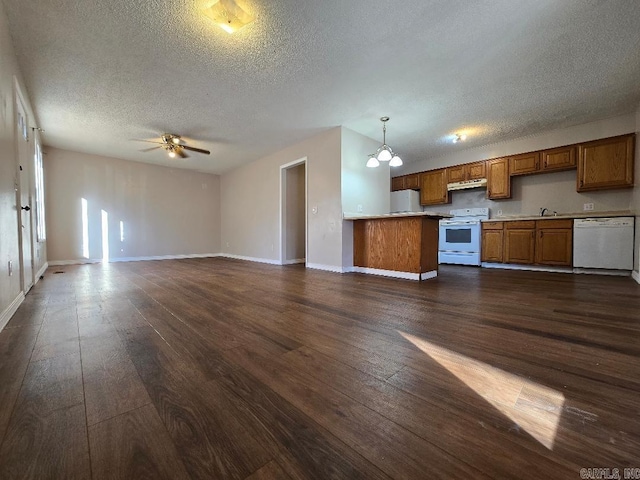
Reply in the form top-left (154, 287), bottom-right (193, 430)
top-left (345, 212), bottom-right (451, 280)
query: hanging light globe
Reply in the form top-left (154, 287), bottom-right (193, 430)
top-left (366, 117), bottom-right (402, 167)
top-left (366, 155), bottom-right (380, 168)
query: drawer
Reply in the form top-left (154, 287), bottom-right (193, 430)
top-left (537, 219), bottom-right (573, 229)
top-left (505, 220), bottom-right (536, 229)
top-left (482, 221), bottom-right (504, 230)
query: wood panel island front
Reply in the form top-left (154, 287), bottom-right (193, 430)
top-left (345, 212), bottom-right (451, 280)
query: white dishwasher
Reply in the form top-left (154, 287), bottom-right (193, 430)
top-left (573, 217), bottom-right (634, 270)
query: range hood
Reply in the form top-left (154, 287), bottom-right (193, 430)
top-left (447, 178), bottom-right (487, 191)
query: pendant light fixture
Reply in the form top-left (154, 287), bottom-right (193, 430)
top-left (367, 117), bottom-right (403, 168)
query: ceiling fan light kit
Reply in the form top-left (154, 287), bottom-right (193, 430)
top-left (367, 117), bottom-right (403, 168)
top-left (203, 0), bottom-right (254, 34)
top-left (452, 133), bottom-right (467, 143)
top-left (140, 133), bottom-right (211, 159)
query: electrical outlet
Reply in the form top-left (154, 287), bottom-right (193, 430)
top-left (357, 204), bottom-right (363, 213)
top-left (583, 203), bottom-right (594, 211)
top-left (497, 209), bottom-right (503, 217)
top-left (226, 242), bottom-right (229, 248)
top-left (8, 260), bottom-right (12, 276)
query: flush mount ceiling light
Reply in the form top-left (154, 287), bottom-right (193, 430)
top-left (452, 133), bottom-right (467, 143)
top-left (367, 117), bottom-right (403, 168)
top-left (203, 0), bottom-right (254, 34)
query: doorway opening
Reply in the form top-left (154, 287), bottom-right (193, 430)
top-left (14, 81), bottom-right (34, 294)
top-left (280, 158), bottom-right (307, 265)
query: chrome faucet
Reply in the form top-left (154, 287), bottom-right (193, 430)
top-left (540, 208), bottom-right (548, 217)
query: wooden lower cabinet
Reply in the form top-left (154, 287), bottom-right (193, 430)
top-left (482, 219), bottom-right (573, 267)
top-left (481, 222), bottom-right (503, 262)
top-left (353, 216), bottom-right (440, 275)
top-left (503, 221), bottom-right (536, 264)
top-left (535, 219), bottom-right (573, 266)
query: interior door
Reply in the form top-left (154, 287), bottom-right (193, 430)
top-left (16, 93), bottom-right (34, 293)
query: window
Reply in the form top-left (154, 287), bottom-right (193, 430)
top-left (34, 143), bottom-right (46, 241)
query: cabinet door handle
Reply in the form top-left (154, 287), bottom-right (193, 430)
top-left (579, 180), bottom-right (583, 187)
top-left (540, 231), bottom-right (543, 238)
top-left (535, 162), bottom-right (539, 169)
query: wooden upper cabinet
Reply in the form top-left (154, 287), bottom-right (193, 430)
top-left (447, 161), bottom-right (486, 183)
top-left (509, 148), bottom-right (576, 176)
top-left (486, 158), bottom-right (511, 200)
top-left (541, 146), bottom-right (576, 172)
top-left (577, 134), bottom-right (635, 191)
top-left (503, 221), bottom-right (536, 264)
top-left (467, 161), bottom-right (486, 180)
top-left (509, 152), bottom-right (540, 176)
top-left (447, 165), bottom-right (466, 184)
top-left (420, 169), bottom-right (449, 205)
top-left (535, 219), bottom-right (573, 266)
top-left (391, 174), bottom-right (420, 192)
top-left (391, 176), bottom-right (405, 191)
top-left (405, 173), bottom-right (420, 190)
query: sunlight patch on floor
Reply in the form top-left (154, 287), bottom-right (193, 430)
top-left (399, 331), bottom-right (564, 450)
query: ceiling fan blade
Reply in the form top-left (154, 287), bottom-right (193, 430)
top-left (181, 145), bottom-right (210, 155)
top-left (140, 146), bottom-right (162, 152)
top-left (138, 140), bottom-right (166, 145)
top-left (177, 148), bottom-right (189, 159)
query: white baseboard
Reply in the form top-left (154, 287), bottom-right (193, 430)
top-left (35, 261), bottom-right (48, 281)
top-left (573, 267), bottom-right (631, 277)
top-left (220, 254), bottom-right (281, 265)
top-left (632, 270), bottom-right (640, 284)
top-left (481, 263), bottom-right (573, 274)
top-left (351, 266), bottom-right (438, 281)
top-left (110, 253), bottom-right (222, 263)
top-left (0, 292), bottom-right (25, 333)
top-left (305, 263), bottom-right (345, 273)
top-left (49, 258), bottom-right (102, 266)
top-left (420, 271), bottom-right (438, 281)
top-left (49, 254), bottom-right (223, 266)
top-left (281, 258), bottom-right (306, 265)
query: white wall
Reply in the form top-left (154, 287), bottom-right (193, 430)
top-left (341, 127), bottom-right (390, 216)
top-left (45, 148), bottom-right (221, 263)
top-left (398, 114), bottom-right (636, 218)
top-left (0, 1), bottom-right (45, 325)
top-left (340, 127), bottom-right (391, 269)
top-left (221, 127), bottom-right (344, 270)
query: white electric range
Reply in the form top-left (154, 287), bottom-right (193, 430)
top-left (438, 208), bottom-right (489, 266)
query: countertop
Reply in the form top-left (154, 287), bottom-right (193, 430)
top-left (344, 211), bottom-right (452, 221)
top-left (482, 210), bottom-right (634, 222)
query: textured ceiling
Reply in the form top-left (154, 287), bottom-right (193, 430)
top-left (3, 0), bottom-right (640, 174)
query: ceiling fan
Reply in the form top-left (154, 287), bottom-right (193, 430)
top-left (141, 133), bottom-right (210, 158)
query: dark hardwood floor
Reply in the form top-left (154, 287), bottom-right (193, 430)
top-left (0, 258), bottom-right (639, 479)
